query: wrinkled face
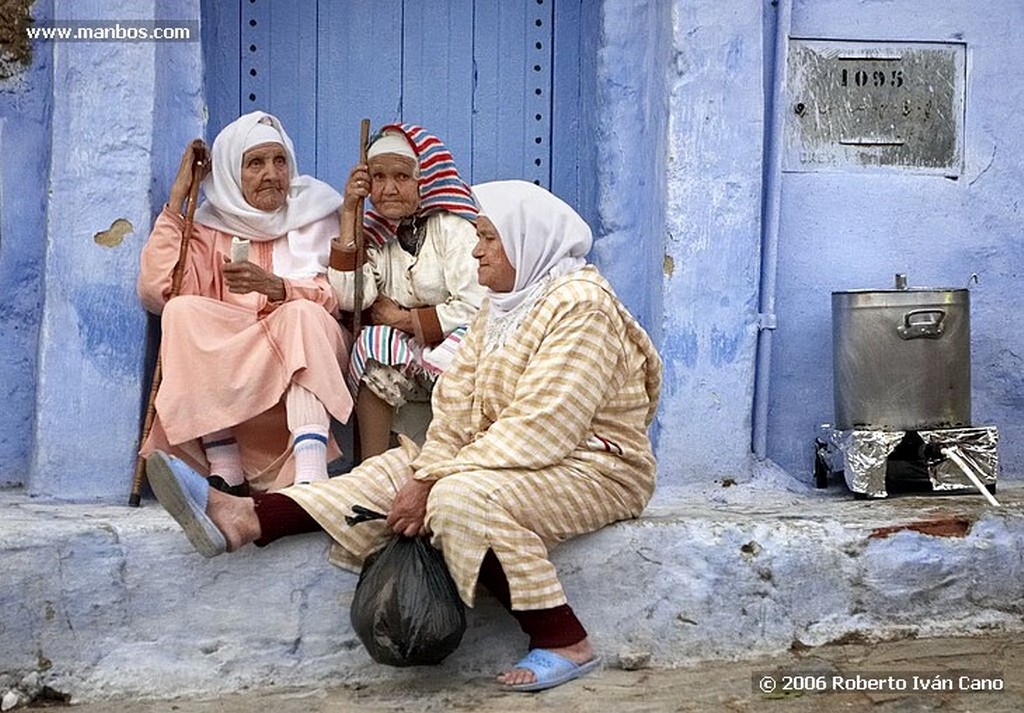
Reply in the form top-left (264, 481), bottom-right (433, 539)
top-left (472, 216), bottom-right (516, 292)
top-left (368, 154), bottom-right (420, 220)
top-left (241, 142), bottom-right (290, 211)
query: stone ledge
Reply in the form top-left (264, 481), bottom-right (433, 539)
top-left (1, 481), bottom-right (1022, 702)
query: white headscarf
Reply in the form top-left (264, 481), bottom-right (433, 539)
top-left (473, 180), bottom-right (592, 316)
top-left (193, 111), bottom-right (343, 279)
top-left (366, 130), bottom-right (417, 162)
top-left (472, 180), bottom-right (592, 349)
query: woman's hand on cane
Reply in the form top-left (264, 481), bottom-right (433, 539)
top-left (335, 164), bottom-right (370, 252)
top-left (342, 163), bottom-right (371, 212)
top-left (169, 140), bottom-right (211, 215)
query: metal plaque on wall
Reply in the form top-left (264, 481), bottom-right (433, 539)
top-left (784, 40), bottom-right (966, 176)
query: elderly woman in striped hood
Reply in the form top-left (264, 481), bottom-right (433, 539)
top-left (145, 180), bottom-right (662, 693)
top-left (330, 124), bottom-right (484, 462)
top-left (138, 111), bottom-right (353, 494)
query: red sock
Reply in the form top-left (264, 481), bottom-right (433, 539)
top-left (251, 492), bottom-right (322, 546)
top-left (477, 549), bottom-right (587, 649)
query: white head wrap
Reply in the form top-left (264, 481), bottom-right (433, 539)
top-left (242, 121), bottom-right (283, 153)
top-left (366, 130), bottom-right (417, 162)
top-left (192, 111), bottom-right (343, 278)
top-left (472, 181), bottom-right (592, 349)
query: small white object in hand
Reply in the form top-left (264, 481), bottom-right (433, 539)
top-left (231, 236), bottom-right (251, 262)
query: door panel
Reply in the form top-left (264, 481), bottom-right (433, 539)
top-left (471, 0), bottom-right (552, 186)
top-left (400, 0), bottom-right (475, 173)
top-left (203, 0), bottom-right (570, 196)
top-left (242, 0), bottom-right (319, 176)
top-left (314, 1), bottom-right (404, 188)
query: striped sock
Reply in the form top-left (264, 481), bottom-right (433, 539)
top-left (201, 429), bottom-right (244, 486)
top-left (293, 426), bottom-right (329, 484)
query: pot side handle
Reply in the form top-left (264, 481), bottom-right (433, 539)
top-left (897, 308), bottom-right (946, 340)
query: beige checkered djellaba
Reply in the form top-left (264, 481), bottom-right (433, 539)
top-left (283, 267), bottom-right (662, 611)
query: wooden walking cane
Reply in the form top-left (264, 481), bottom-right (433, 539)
top-left (352, 118), bottom-right (371, 337)
top-left (129, 139), bottom-right (208, 506)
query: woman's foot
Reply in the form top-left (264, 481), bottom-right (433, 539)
top-left (497, 637), bottom-right (597, 689)
top-left (146, 451), bottom-right (261, 555)
top-left (206, 486), bottom-right (262, 551)
top-left (146, 451), bottom-right (227, 557)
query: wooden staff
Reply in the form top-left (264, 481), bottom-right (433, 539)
top-left (352, 118), bottom-right (371, 336)
top-left (129, 139), bottom-right (208, 506)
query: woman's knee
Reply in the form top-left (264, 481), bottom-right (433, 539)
top-left (271, 300), bottom-right (343, 345)
top-left (274, 298), bottom-right (332, 325)
top-left (425, 474), bottom-right (489, 533)
top-left (160, 294), bottom-right (209, 327)
top-left (162, 294), bottom-right (206, 314)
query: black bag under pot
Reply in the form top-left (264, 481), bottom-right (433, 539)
top-left (832, 275), bottom-right (971, 431)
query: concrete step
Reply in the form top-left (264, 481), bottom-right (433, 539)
top-left (2, 478), bottom-right (1022, 703)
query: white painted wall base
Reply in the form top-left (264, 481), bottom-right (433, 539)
top-left (2, 483), bottom-right (1021, 703)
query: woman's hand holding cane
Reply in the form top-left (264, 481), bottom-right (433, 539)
top-left (169, 141), bottom-right (211, 215)
top-left (130, 138), bottom-right (209, 506)
top-left (352, 119), bottom-right (371, 336)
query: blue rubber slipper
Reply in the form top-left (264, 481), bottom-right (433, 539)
top-left (146, 451), bottom-right (227, 558)
top-left (506, 649), bottom-right (604, 692)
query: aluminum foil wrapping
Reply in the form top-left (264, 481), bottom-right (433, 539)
top-left (817, 425), bottom-right (999, 498)
top-left (840, 430), bottom-right (906, 498)
top-left (919, 427), bottom-right (999, 490)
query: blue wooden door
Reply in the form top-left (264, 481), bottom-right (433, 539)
top-left (201, 0), bottom-right (591, 213)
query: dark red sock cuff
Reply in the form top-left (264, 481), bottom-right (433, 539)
top-left (477, 550), bottom-right (587, 649)
top-left (252, 492), bottom-right (322, 546)
top-left (514, 604), bottom-right (588, 650)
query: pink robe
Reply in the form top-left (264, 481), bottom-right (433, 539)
top-left (137, 207), bottom-right (353, 491)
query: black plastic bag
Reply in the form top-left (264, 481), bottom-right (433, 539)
top-left (347, 505), bottom-right (466, 667)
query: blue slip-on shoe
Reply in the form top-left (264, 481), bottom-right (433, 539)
top-left (146, 451), bottom-right (227, 558)
top-left (506, 649), bottom-right (604, 692)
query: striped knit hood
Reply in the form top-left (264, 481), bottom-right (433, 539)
top-left (362, 124), bottom-right (478, 246)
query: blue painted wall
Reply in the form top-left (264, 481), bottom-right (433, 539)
top-left (591, 0), bottom-right (669, 341)
top-left (0, 0), bottom-right (52, 486)
top-left (767, 1), bottom-right (1024, 480)
top-left (658, 1), bottom-right (766, 485)
top-left (28, 0), bottom-right (203, 500)
top-left (3, 0), bottom-right (1022, 501)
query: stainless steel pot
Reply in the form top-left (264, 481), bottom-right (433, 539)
top-left (832, 274), bottom-right (971, 430)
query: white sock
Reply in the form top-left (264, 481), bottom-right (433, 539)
top-left (202, 429), bottom-right (244, 486)
top-left (293, 425), bottom-right (329, 484)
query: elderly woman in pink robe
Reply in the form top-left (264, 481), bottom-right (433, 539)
top-left (137, 111), bottom-right (353, 494)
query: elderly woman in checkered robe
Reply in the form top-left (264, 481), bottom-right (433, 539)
top-left (145, 180), bottom-right (662, 692)
top-left (329, 124), bottom-right (485, 462)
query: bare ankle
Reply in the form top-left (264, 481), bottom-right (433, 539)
top-left (207, 490), bottom-right (261, 550)
top-left (547, 638), bottom-right (594, 664)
